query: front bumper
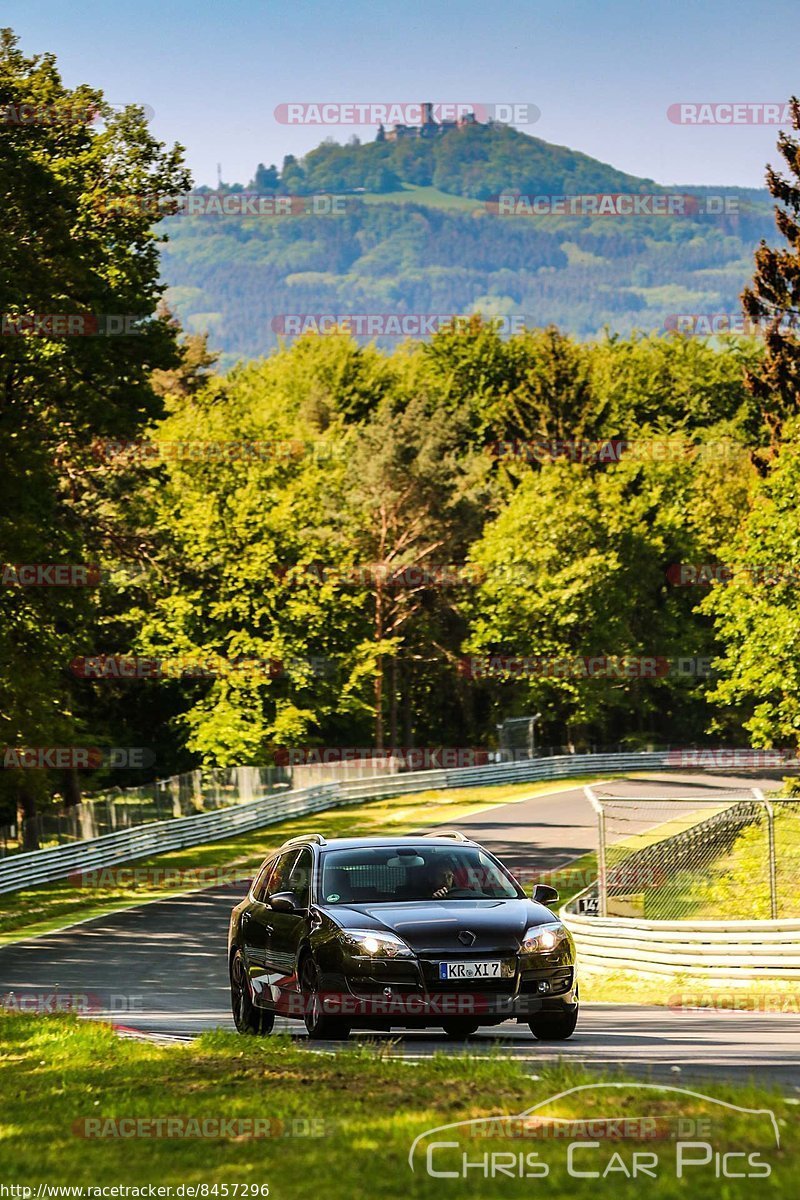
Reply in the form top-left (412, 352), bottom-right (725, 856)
top-left (305, 949), bottom-right (577, 1024)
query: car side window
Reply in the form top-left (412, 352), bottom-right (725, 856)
top-left (251, 857), bottom-right (277, 903)
top-left (288, 848), bottom-right (312, 908)
top-left (267, 849), bottom-right (300, 897)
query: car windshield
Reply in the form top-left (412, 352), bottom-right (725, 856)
top-left (319, 844), bottom-right (521, 904)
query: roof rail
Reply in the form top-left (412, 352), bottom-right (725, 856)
top-left (279, 833), bottom-right (327, 848)
top-left (423, 830), bottom-right (471, 842)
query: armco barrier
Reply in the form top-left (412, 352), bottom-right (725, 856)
top-left (562, 907), bottom-right (800, 980)
top-left (0, 749), bottom-right (673, 894)
top-left (0, 783), bottom-right (340, 896)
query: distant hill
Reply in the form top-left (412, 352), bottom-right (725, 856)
top-left (279, 122), bottom-right (659, 199)
top-left (159, 124), bottom-right (775, 364)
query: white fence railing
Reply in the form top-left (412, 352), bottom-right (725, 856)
top-left (0, 749), bottom-right (675, 895)
top-left (562, 907), bottom-right (800, 980)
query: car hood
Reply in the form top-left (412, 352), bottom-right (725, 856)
top-left (325, 899), bottom-right (558, 954)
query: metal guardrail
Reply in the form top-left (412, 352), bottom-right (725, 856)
top-left (0, 749), bottom-right (673, 895)
top-left (0, 766), bottom-right (290, 855)
top-left (0, 783), bottom-right (341, 895)
top-left (5, 746), bottom-right (799, 977)
top-left (562, 908), bottom-right (800, 979)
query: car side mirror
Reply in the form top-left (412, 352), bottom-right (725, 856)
top-left (533, 883), bottom-right (559, 905)
top-left (269, 890), bottom-right (303, 914)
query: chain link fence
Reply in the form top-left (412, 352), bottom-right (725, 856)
top-left (0, 766), bottom-right (290, 856)
top-left (581, 787), bottom-right (800, 920)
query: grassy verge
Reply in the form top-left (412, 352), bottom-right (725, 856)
top-left (580, 969), bottom-right (800, 1007)
top-left (0, 777), bottom-right (599, 945)
top-left (0, 1012), bottom-right (793, 1197)
top-left (641, 805), bottom-right (800, 920)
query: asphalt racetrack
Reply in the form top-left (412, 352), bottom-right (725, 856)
top-left (2, 773), bottom-right (798, 1086)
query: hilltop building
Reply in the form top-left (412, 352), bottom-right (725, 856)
top-left (377, 102), bottom-right (480, 142)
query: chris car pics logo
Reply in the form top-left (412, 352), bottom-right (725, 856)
top-left (408, 1083), bottom-right (779, 1180)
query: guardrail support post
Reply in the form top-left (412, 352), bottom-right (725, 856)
top-left (584, 785), bottom-right (608, 917)
top-left (597, 805), bottom-right (608, 917)
top-left (753, 788), bottom-right (777, 919)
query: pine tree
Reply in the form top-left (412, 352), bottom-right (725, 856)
top-left (742, 97), bottom-right (800, 438)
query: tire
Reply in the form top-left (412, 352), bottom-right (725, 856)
top-left (442, 1020), bottom-right (480, 1039)
top-left (230, 950), bottom-right (275, 1036)
top-left (300, 957), bottom-right (351, 1040)
top-left (528, 1006), bottom-right (578, 1041)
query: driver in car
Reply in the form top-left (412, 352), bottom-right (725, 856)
top-left (430, 866), bottom-right (456, 898)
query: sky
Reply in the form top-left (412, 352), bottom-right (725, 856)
top-left (6, 0), bottom-right (800, 189)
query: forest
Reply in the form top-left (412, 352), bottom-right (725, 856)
top-left (3, 29), bottom-right (800, 830)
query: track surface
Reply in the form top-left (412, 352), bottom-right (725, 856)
top-left (2, 773), bottom-right (798, 1084)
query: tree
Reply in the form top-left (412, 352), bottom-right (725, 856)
top-left (253, 162), bottom-right (279, 193)
top-left (0, 29), bottom-right (190, 842)
top-left (130, 342), bottom-right (376, 764)
top-left (499, 325), bottom-right (612, 447)
top-left (463, 435), bottom-right (754, 748)
top-left (342, 390), bottom-right (488, 747)
top-left (701, 419), bottom-right (800, 747)
top-left (742, 96), bottom-right (800, 438)
top-left (280, 153), bottom-right (305, 192)
top-left (131, 332), bottom-right (492, 762)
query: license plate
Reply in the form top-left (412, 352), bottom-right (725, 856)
top-left (438, 960), bottom-right (502, 980)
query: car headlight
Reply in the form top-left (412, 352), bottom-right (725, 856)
top-left (520, 923), bottom-right (568, 954)
top-left (339, 929), bottom-right (414, 958)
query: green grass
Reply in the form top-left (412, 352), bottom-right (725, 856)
top-left (580, 969), bottom-right (800, 1006)
top-left (359, 183), bottom-right (484, 212)
top-left (0, 1013), bottom-right (793, 1197)
top-left (0, 777), bottom-right (597, 945)
top-left (556, 807), bottom-right (730, 917)
top-left (640, 805), bottom-right (800, 921)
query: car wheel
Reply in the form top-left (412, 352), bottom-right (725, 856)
top-left (528, 1007), bottom-right (578, 1041)
top-left (441, 1020), bottom-right (480, 1039)
top-left (300, 957), bottom-right (351, 1040)
top-left (230, 950), bottom-right (275, 1035)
